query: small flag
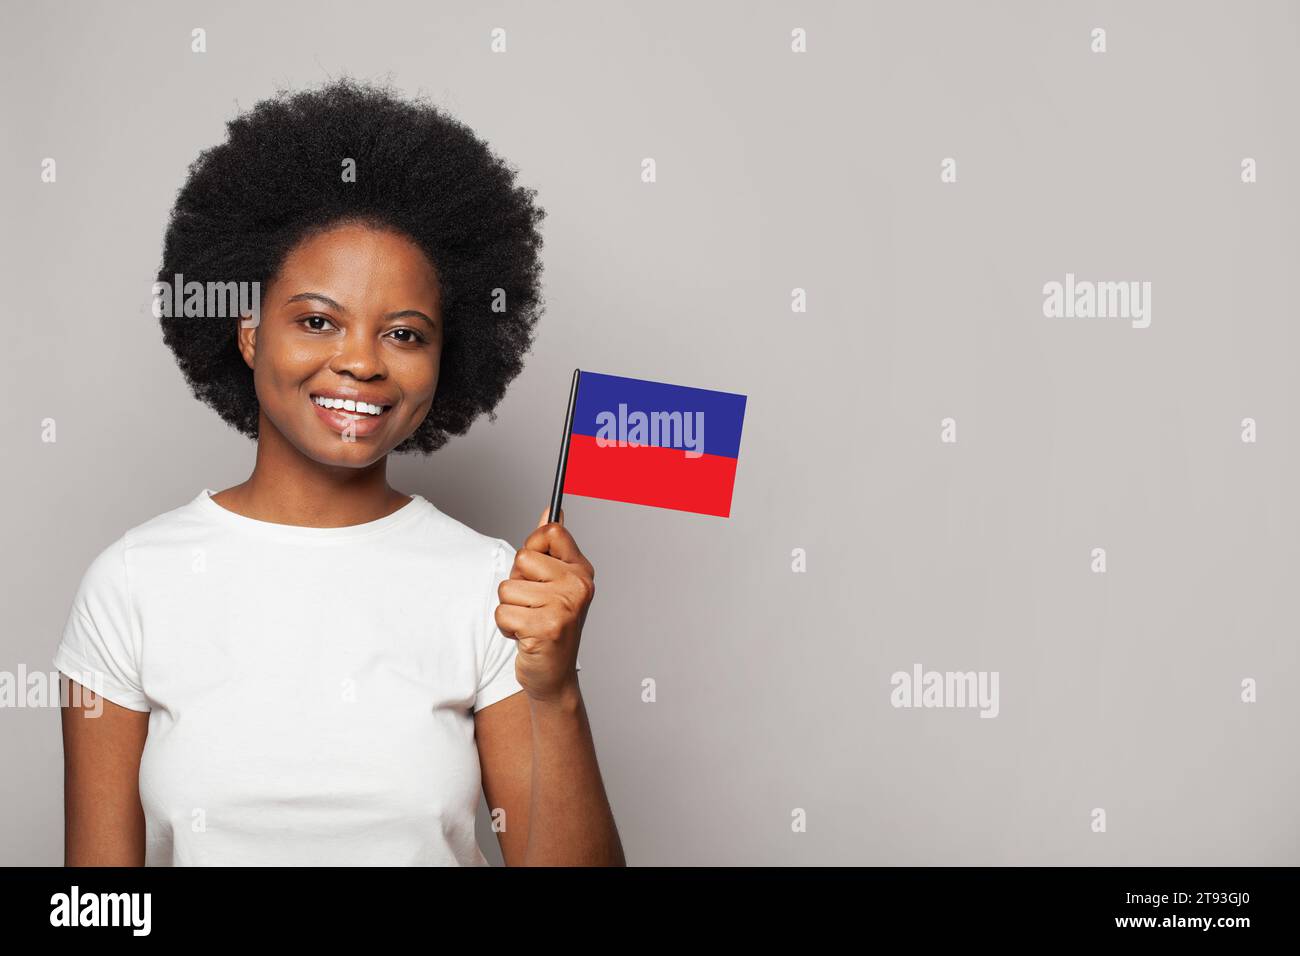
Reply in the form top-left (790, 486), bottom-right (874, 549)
top-left (551, 370), bottom-right (747, 518)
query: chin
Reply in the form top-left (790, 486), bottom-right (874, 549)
top-left (315, 434), bottom-right (399, 464)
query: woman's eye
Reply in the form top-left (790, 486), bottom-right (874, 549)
top-left (299, 315), bottom-right (336, 332)
top-left (388, 328), bottom-right (427, 344)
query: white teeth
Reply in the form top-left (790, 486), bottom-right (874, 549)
top-left (312, 396), bottom-right (387, 416)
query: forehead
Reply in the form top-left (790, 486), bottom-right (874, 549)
top-left (273, 223), bottom-right (440, 306)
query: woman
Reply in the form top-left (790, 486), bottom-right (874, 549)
top-left (55, 79), bottom-right (624, 866)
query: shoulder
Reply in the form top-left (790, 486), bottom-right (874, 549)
top-left (119, 492), bottom-right (216, 550)
top-left (411, 501), bottom-right (516, 594)
top-left (69, 492), bottom-right (210, 596)
top-left (71, 532), bottom-right (130, 602)
top-left (417, 499), bottom-right (514, 561)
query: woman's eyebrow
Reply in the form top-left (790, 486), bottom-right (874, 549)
top-left (386, 309), bottom-right (436, 329)
top-left (285, 292), bottom-right (346, 311)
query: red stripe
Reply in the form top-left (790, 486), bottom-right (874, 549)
top-left (562, 434), bottom-right (738, 517)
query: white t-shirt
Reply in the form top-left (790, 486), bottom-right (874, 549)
top-left (54, 488), bottom-right (578, 866)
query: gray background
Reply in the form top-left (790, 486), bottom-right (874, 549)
top-left (2, 0), bottom-right (1296, 865)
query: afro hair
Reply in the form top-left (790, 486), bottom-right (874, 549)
top-left (156, 77), bottom-right (547, 454)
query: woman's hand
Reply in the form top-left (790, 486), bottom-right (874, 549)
top-left (494, 507), bottom-right (595, 705)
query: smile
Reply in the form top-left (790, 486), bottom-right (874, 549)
top-left (308, 392), bottom-right (395, 437)
top-left (310, 394), bottom-right (390, 416)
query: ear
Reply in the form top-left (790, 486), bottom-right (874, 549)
top-left (236, 317), bottom-right (256, 370)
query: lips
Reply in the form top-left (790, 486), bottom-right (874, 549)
top-left (309, 392), bottom-right (393, 438)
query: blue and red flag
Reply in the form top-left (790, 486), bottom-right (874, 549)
top-left (555, 371), bottom-right (747, 518)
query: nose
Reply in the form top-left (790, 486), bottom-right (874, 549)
top-left (328, 323), bottom-right (387, 381)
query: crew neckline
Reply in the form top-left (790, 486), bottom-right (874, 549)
top-left (194, 488), bottom-right (427, 542)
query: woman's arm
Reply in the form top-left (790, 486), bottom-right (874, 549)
top-left (60, 676), bottom-right (149, 866)
top-left (476, 685), bottom-right (624, 866)
top-left (477, 506), bottom-right (624, 865)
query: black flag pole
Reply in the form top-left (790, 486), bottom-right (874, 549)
top-left (548, 368), bottom-right (581, 524)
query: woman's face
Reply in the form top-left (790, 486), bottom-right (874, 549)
top-left (238, 222), bottom-right (443, 467)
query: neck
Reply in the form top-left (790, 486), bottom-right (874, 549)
top-left (211, 410), bottom-right (411, 527)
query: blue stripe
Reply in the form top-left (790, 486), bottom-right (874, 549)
top-left (571, 371), bottom-right (747, 459)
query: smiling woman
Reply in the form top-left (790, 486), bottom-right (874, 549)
top-left (247, 223), bottom-right (444, 454)
top-left (55, 77), bottom-right (623, 868)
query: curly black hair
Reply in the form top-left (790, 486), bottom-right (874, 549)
top-left (156, 77), bottom-right (546, 454)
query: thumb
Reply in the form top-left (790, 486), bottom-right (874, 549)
top-left (537, 505), bottom-right (564, 528)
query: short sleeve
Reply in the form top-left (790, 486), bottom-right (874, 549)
top-left (474, 539), bottom-right (525, 713)
top-left (473, 538), bottom-right (582, 714)
top-left (53, 535), bottom-right (151, 712)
